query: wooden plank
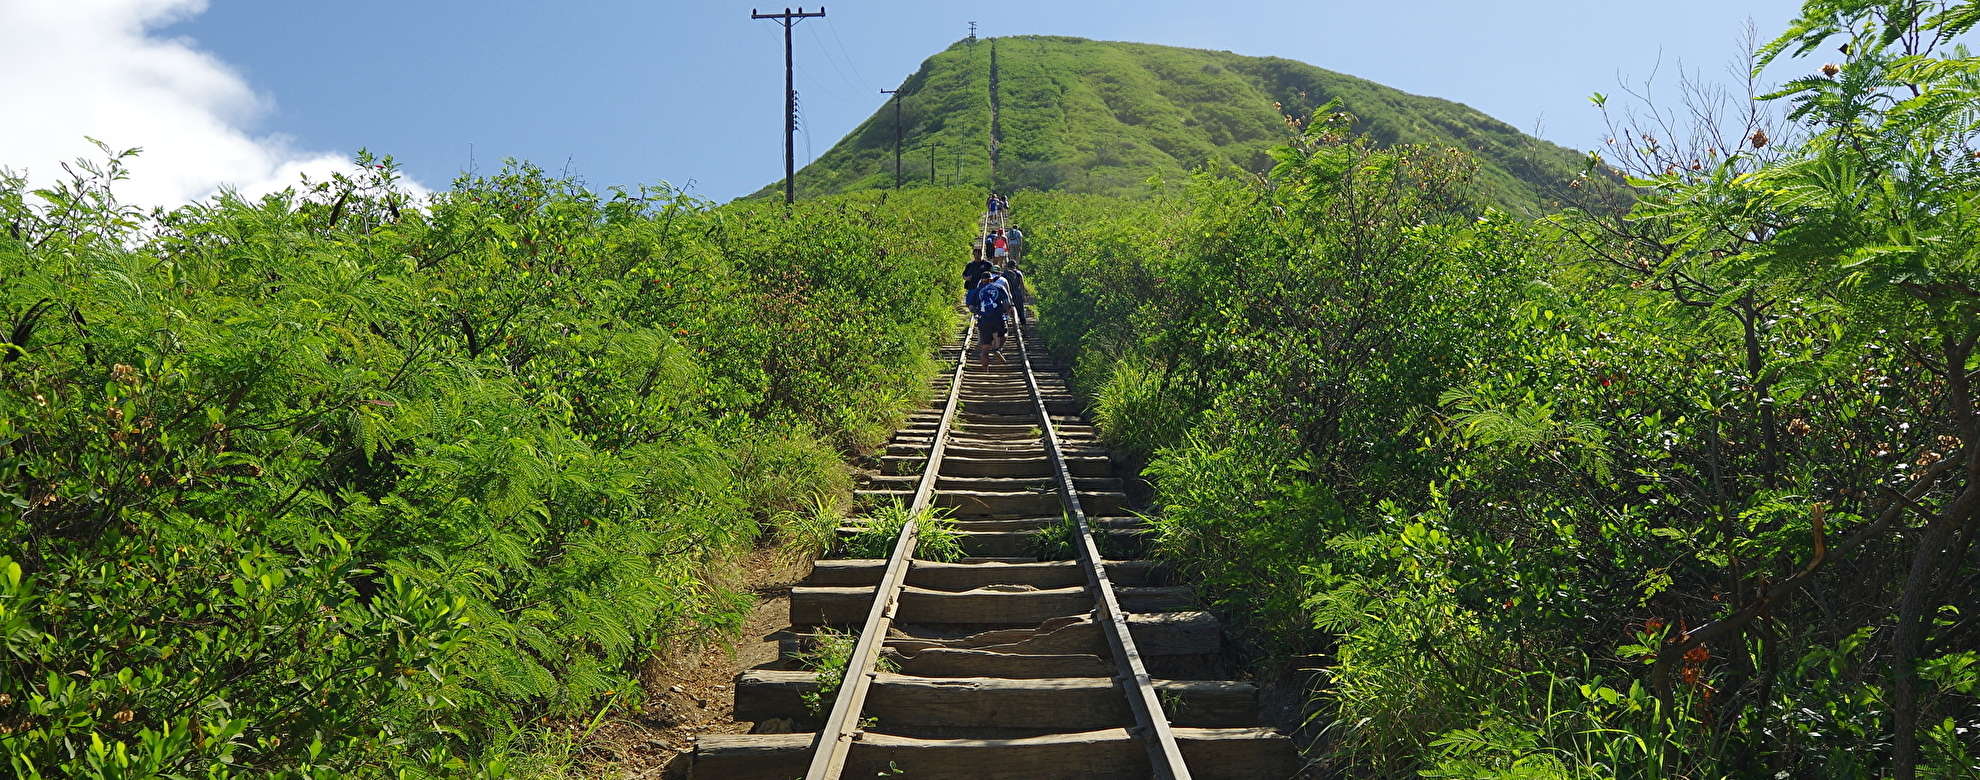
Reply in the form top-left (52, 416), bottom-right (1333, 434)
top-left (1127, 611), bottom-right (1224, 655)
top-left (865, 475), bottom-right (1118, 492)
top-left (950, 516), bottom-right (1143, 532)
top-left (877, 610), bottom-right (1219, 658)
top-left (949, 527), bottom-right (1149, 558)
top-left (893, 647), bottom-right (1115, 678)
top-left (693, 727), bottom-right (1299, 780)
top-left (790, 585), bottom-right (1195, 626)
top-left (935, 490), bottom-right (1065, 516)
top-left (925, 455), bottom-right (1112, 478)
top-left (734, 671), bottom-right (1258, 729)
top-left (935, 476), bottom-right (1123, 492)
top-left (733, 669), bottom-right (816, 723)
top-left (891, 443), bottom-right (1113, 459)
top-left (805, 559), bottom-right (1168, 590)
top-left (792, 584), bottom-right (1085, 626)
top-left (936, 489), bottom-right (1132, 516)
top-left (950, 398), bottom-right (1081, 416)
top-left (694, 732), bottom-right (811, 780)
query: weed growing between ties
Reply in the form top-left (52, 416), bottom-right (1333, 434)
top-left (796, 628), bottom-right (857, 720)
top-left (0, 148), bottom-right (979, 778)
top-left (1027, 513), bottom-right (1082, 561)
top-left (794, 627), bottom-right (899, 721)
top-left (840, 501), bottom-right (966, 562)
top-left (1027, 512), bottom-right (1131, 561)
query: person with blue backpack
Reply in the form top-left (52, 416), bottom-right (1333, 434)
top-left (967, 269), bottom-right (1013, 365)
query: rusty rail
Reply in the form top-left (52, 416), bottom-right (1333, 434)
top-left (1015, 326), bottom-right (1193, 780)
top-left (803, 321), bottom-right (974, 780)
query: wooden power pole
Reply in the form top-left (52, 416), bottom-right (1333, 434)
top-left (751, 6), bottom-right (825, 205)
top-left (880, 87), bottom-right (903, 188)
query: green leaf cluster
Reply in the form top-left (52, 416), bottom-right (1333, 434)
top-left (1022, 14), bottom-right (1980, 769)
top-left (0, 149), bottom-right (977, 777)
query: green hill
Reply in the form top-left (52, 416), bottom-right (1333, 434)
top-left (769, 36), bottom-right (1595, 214)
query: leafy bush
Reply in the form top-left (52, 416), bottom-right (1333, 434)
top-left (1026, 14), bottom-right (1980, 772)
top-left (0, 150), bottom-right (976, 778)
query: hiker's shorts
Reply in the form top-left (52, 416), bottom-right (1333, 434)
top-left (977, 315), bottom-right (1007, 339)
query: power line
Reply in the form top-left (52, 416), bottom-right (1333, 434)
top-left (823, 16), bottom-right (871, 92)
top-left (806, 22), bottom-right (863, 97)
top-left (880, 87), bottom-right (902, 188)
top-left (751, 6), bottom-right (826, 205)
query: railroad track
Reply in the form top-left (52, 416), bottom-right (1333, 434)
top-left (692, 321), bottom-right (1300, 779)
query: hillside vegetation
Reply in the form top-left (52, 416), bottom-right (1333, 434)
top-left (0, 152), bottom-right (975, 778)
top-left (9, 1), bottom-right (1979, 777)
top-left (777, 36), bottom-right (1594, 213)
top-left (1022, 3), bottom-right (1980, 776)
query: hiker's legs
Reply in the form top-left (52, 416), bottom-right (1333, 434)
top-left (977, 318), bottom-right (996, 365)
top-left (980, 317), bottom-right (1006, 364)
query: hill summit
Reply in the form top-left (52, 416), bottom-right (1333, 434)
top-left (772, 36), bottom-right (1592, 214)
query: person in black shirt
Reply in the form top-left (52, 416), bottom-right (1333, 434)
top-left (962, 248), bottom-right (994, 292)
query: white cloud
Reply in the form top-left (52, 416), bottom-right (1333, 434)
top-left (0, 0), bottom-right (412, 207)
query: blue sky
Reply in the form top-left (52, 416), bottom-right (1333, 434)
top-left (2, 1), bottom-right (1811, 204)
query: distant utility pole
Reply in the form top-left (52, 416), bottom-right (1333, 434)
top-left (968, 21), bottom-right (977, 41)
top-left (880, 87), bottom-right (903, 188)
top-left (929, 143), bottom-right (937, 185)
top-left (751, 6), bottom-right (826, 205)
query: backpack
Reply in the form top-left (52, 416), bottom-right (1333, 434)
top-left (976, 282), bottom-right (1007, 317)
top-left (1003, 268), bottom-right (1025, 299)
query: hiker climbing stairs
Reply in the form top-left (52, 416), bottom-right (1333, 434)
top-left (690, 318), bottom-right (1300, 779)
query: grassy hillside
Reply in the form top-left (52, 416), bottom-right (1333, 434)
top-left (775, 36), bottom-right (1596, 214)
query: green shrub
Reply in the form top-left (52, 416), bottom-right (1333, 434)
top-left (840, 502), bottom-right (965, 562)
top-left (1026, 80), bottom-right (1980, 776)
top-left (0, 150), bottom-right (975, 777)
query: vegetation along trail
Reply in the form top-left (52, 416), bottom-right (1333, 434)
top-left (691, 313), bottom-right (1302, 778)
top-left (9, 1), bottom-right (1980, 777)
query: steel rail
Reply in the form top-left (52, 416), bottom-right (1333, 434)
top-left (1014, 326), bottom-right (1194, 780)
top-left (804, 320), bottom-right (974, 780)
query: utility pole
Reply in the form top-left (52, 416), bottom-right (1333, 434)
top-left (929, 142), bottom-right (937, 185)
top-left (751, 6), bottom-right (825, 205)
top-left (880, 87), bottom-right (903, 188)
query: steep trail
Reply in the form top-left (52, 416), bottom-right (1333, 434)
top-left (989, 38), bottom-right (1002, 185)
top-left (690, 317), bottom-right (1302, 779)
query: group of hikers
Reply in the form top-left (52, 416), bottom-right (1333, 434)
top-left (964, 194), bottom-right (1026, 367)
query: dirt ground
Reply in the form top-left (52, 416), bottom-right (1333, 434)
top-left (580, 548), bottom-right (806, 780)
